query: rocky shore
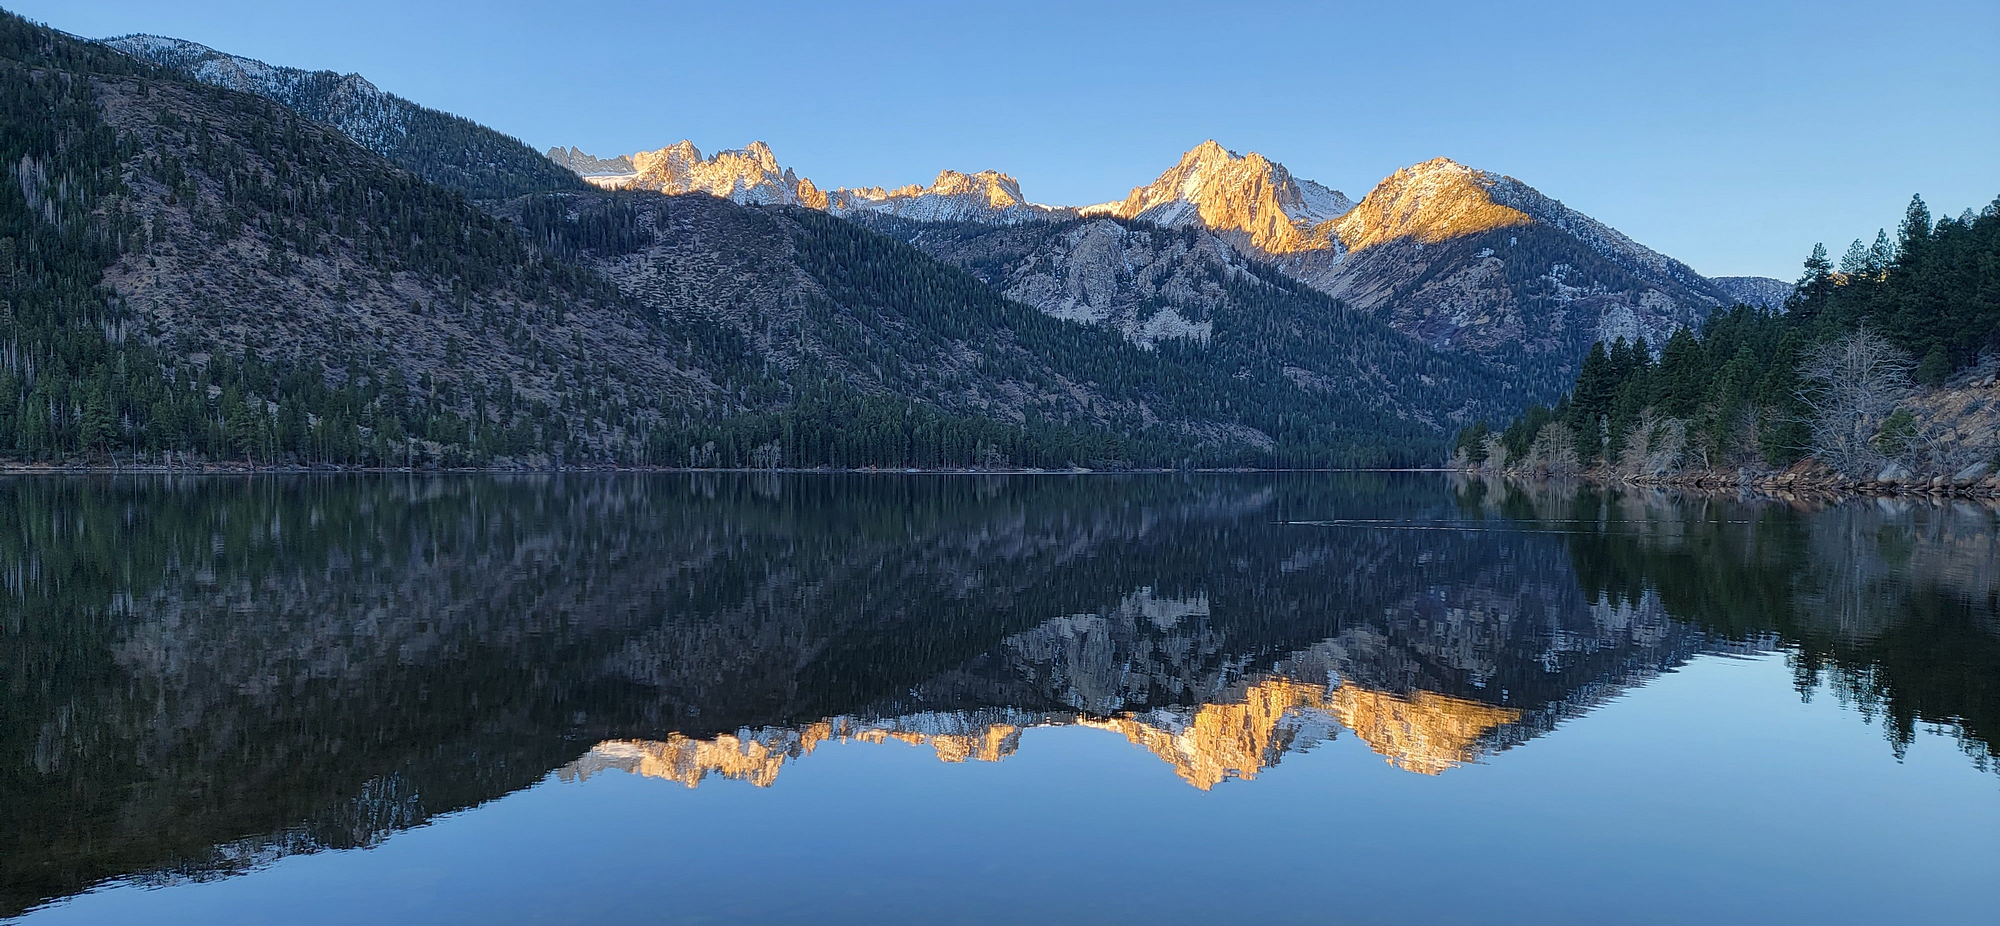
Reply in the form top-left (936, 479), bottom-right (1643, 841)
top-left (1463, 459), bottom-right (2000, 502)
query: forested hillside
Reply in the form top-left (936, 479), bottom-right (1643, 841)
top-left (0, 11), bottom-right (760, 466)
top-left (511, 192), bottom-right (1524, 467)
top-left (1, 9), bottom-right (1523, 469)
top-left (102, 34), bottom-right (583, 200)
top-left (858, 213), bottom-right (1522, 430)
top-left (1461, 195), bottom-right (2000, 483)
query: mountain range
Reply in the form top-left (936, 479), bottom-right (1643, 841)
top-left (0, 11), bottom-right (1793, 468)
top-left (550, 136), bottom-right (1782, 391)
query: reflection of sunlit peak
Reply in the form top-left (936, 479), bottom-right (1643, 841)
top-left (1084, 678), bottom-right (1340, 790)
top-left (558, 714), bottom-right (1029, 789)
top-left (561, 723), bottom-right (836, 789)
top-left (1327, 686), bottom-right (1522, 775)
top-left (1093, 678), bottom-right (1522, 787)
top-left (558, 679), bottom-right (1522, 792)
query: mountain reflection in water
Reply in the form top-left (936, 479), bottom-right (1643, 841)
top-left (2, 473), bottom-right (1995, 919)
top-left (561, 676), bottom-right (1525, 791)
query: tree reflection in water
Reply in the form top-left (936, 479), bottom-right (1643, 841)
top-left (2, 474), bottom-right (1993, 916)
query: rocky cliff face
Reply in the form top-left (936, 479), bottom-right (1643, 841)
top-left (888, 217), bottom-right (1245, 347)
top-left (854, 210), bottom-right (1522, 436)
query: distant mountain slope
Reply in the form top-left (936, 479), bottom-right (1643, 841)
top-left (5, 8), bottom-right (1514, 468)
top-left (522, 192), bottom-right (1523, 463)
top-left (102, 34), bottom-right (581, 199)
top-left (547, 145), bottom-right (634, 178)
top-left (1709, 275), bottom-right (1794, 308)
top-left (833, 212), bottom-right (1523, 435)
top-left (1079, 150), bottom-right (1749, 395)
top-left (554, 137), bottom-right (1756, 397)
top-left (555, 139), bottom-right (1070, 224)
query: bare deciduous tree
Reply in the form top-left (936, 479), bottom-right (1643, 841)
top-left (1797, 329), bottom-right (1913, 477)
top-left (1617, 411), bottom-right (1688, 477)
top-left (1524, 422), bottom-right (1580, 476)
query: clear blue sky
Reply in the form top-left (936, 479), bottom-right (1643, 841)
top-left (21, 0), bottom-right (1999, 278)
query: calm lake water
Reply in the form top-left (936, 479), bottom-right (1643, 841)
top-left (2, 473), bottom-right (1995, 925)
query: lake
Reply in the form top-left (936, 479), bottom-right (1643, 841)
top-left (2, 473), bottom-right (1995, 925)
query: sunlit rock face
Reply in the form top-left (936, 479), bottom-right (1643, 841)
top-left (1323, 686), bottom-right (1524, 775)
top-left (1088, 140), bottom-right (1355, 257)
top-left (550, 142), bottom-right (1064, 223)
top-left (595, 140), bottom-right (807, 205)
top-left (1330, 158), bottom-right (1534, 253)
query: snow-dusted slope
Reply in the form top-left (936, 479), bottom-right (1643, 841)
top-left (827, 170), bottom-right (1071, 224)
top-left (546, 146), bottom-right (635, 179)
top-left (102, 34), bottom-right (577, 199)
top-left (107, 34), bottom-right (405, 147)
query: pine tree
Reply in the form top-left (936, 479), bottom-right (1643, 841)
top-left (1786, 243), bottom-right (1836, 325)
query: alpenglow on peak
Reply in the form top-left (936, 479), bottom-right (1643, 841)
top-left (1088, 140), bottom-right (1356, 256)
top-left (548, 141), bottom-right (1067, 223)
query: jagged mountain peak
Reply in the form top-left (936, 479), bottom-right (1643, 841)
top-left (827, 167), bottom-right (1060, 224)
top-left (726, 140), bottom-right (781, 173)
top-left (546, 146), bottom-right (634, 178)
top-left (548, 139), bottom-right (1063, 223)
top-left (1098, 141), bottom-right (1354, 256)
top-left (600, 139), bottom-right (804, 204)
top-left (1333, 157), bottom-right (1532, 252)
top-left (1331, 157), bottom-right (1717, 298)
top-left (925, 169), bottom-right (1025, 205)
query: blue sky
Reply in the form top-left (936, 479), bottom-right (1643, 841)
top-left (22, 0), bottom-right (1999, 278)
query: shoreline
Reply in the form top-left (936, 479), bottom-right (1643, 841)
top-left (0, 463), bottom-right (1457, 477)
top-left (1455, 465), bottom-right (2000, 502)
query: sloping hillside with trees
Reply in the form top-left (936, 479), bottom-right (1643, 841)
top-left (1459, 195), bottom-right (2000, 491)
top-left (0, 9), bottom-right (1514, 470)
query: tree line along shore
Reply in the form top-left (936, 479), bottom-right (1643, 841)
top-left (1457, 195), bottom-right (2000, 499)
